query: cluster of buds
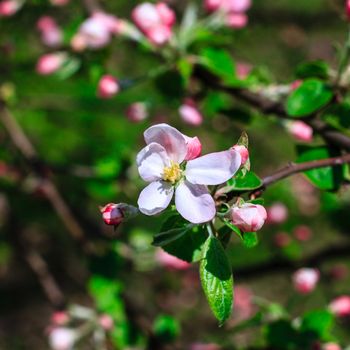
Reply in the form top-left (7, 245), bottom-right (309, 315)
top-left (132, 2), bottom-right (176, 46)
top-left (204, 0), bottom-right (251, 29)
top-left (292, 268), bottom-right (320, 294)
top-left (37, 16), bottom-right (63, 48)
top-left (71, 12), bottom-right (120, 51)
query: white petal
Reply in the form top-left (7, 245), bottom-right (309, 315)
top-left (185, 149), bottom-right (241, 185)
top-left (138, 181), bottom-right (174, 215)
top-left (137, 143), bottom-right (170, 182)
top-left (144, 123), bottom-right (187, 163)
top-left (175, 181), bottom-right (215, 224)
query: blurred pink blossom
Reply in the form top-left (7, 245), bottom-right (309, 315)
top-left (179, 99), bottom-right (203, 126)
top-left (287, 121), bottom-right (313, 142)
top-left (97, 75), bottom-right (119, 99)
top-left (99, 314), bottom-right (114, 331)
top-left (329, 295), bottom-right (350, 317)
top-left (322, 343), bottom-right (342, 350)
top-left (126, 102), bottom-right (148, 123)
top-left (36, 53), bottom-right (66, 75)
top-left (37, 16), bottom-right (63, 47)
top-left (266, 202), bottom-right (288, 224)
top-left (155, 249), bottom-right (191, 270)
top-left (234, 285), bottom-right (254, 321)
top-left (0, 0), bottom-right (21, 16)
top-left (226, 13), bottom-right (248, 28)
top-left (274, 232), bottom-right (291, 247)
top-left (51, 311), bottom-right (69, 326)
top-left (49, 328), bottom-right (76, 350)
top-left (293, 225), bottom-right (312, 241)
top-left (292, 268), bottom-right (320, 294)
top-left (236, 62), bottom-right (252, 80)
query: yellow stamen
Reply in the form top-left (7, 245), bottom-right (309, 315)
top-left (163, 161), bottom-right (182, 184)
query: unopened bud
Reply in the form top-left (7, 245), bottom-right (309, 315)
top-left (97, 75), bottom-right (119, 99)
top-left (184, 136), bottom-right (202, 161)
top-left (126, 102), bottom-right (148, 122)
top-left (51, 311), bottom-right (70, 326)
top-left (179, 99), bottom-right (203, 126)
top-left (266, 202), bottom-right (288, 224)
top-left (292, 268), bottom-right (319, 294)
top-left (0, 0), bottom-right (21, 16)
top-left (99, 314), bottom-right (114, 331)
top-left (322, 343), bottom-right (342, 350)
top-left (36, 53), bottom-right (66, 75)
top-left (232, 144), bottom-right (249, 166)
top-left (231, 203), bottom-right (267, 232)
top-left (329, 295), bottom-right (350, 317)
top-left (49, 328), bottom-right (76, 350)
top-left (287, 121), bottom-right (313, 142)
top-left (100, 203), bottom-right (138, 226)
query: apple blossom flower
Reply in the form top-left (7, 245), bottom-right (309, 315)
top-left (97, 75), bottom-right (119, 99)
top-left (293, 225), bottom-right (312, 241)
top-left (292, 268), bottom-right (320, 294)
top-left (329, 295), bottom-right (350, 317)
top-left (287, 121), bottom-right (313, 142)
top-left (266, 202), bottom-right (288, 224)
top-left (126, 102), bottom-right (148, 122)
top-left (132, 2), bottom-right (175, 45)
top-left (155, 249), bottom-right (191, 270)
top-left (183, 136), bottom-right (202, 161)
top-left (99, 314), bottom-right (114, 331)
top-left (232, 145), bottom-right (249, 166)
top-left (37, 16), bottom-right (63, 47)
top-left (36, 53), bottom-right (66, 75)
top-left (322, 343), bottom-right (342, 350)
top-left (49, 328), bottom-right (76, 350)
top-left (274, 232), bottom-right (291, 247)
top-left (137, 124), bottom-right (241, 223)
top-left (179, 99), bottom-right (203, 126)
top-left (231, 203), bottom-right (267, 232)
top-left (0, 0), bottom-right (21, 16)
top-left (73, 12), bottom-right (120, 50)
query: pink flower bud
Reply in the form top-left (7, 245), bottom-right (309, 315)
top-left (70, 34), bottom-right (87, 52)
top-left (155, 249), bottom-right (191, 270)
top-left (126, 102), bottom-right (148, 122)
top-left (155, 2), bottom-right (176, 27)
top-left (293, 225), bottom-right (312, 241)
top-left (346, 0), bottom-right (350, 21)
top-left (231, 203), bottom-right (267, 232)
top-left (204, 0), bottom-right (222, 12)
top-left (266, 202), bottom-right (288, 224)
top-left (292, 268), bottom-right (320, 294)
top-left (42, 28), bottom-right (63, 47)
top-left (329, 295), bottom-right (350, 317)
top-left (322, 343), bottom-right (342, 350)
top-left (226, 13), bottom-right (248, 28)
top-left (132, 3), bottom-right (161, 32)
top-left (100, 203), bottom-right (123, 226)
top-left (51, 311), bottom-right (69, 326)
top-left (99, 314), bottom-right (114, 331)
top-left (232, 145), bottom-right (249, 166)
top-left (78, 16), bottom-right (111, 49)
top-left (97, 75), bottom-right (119, 99)
top-left (179, 100), bottom-right (203, 126)
top-left (49, 328), bottom-right (76, 350)
top-left (183, 136), bottom-right (202, 161)
top-left (50, 0), bottom-right (69, 6)
top-left (36, 53), bottom-right (66, 75)
top-left (0, 0), bottom-right (20, 16)
top-left (37, 16), bottom-right (57, 31)
top-left (236, 62), bottom-right (252, 80)
top-left (290, 79), bottom-right (302, 91)
top-left (287, 121), bottom-right (313, 142)
top-left (274, 232), bottom-right (291, 247)
top-left (145, 24), bottom-right (172, 45)
top-left (223, 0), bottom-right (251, 13)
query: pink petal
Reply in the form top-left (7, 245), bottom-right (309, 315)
top-left (138, 180), bottom-right (174, 215)
top-left (144, 123), bottom-right (187, 163)
top-left (137, 142), bottom-right (170, 182)
top-left (185, 149), bottom-right (241, 185)
top-left (175, 181), bottom-right (215, 224)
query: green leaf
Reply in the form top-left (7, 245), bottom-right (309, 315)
top-left (199, 47), bottom-right (235, 83)
top-left (286, 79), bottom-right (333, 117)
top-left (227, 171), bottom-right (263, 191)
top-left (200, 237), bottom-right (233, 325)
top-left (153, 315), bottom-right (181, 343)
top-left (264, 320), bottom-right (299, 350)
top-left (221, 219), bottom-right (243, 241)
top-left (154, 70), bottom-right (185, 100)
top-left (297, 145), bottom-right (344, 190)
top-left (177, 58), bottom-right (193, 87)
top-left (321, 102), bottom-right (350, 132)
top-left (300, 310), bottom-right (334, 340)
top-left (295, 60), bottom-right (329, 80)
top-left (153, 214), bottom-right (206, 263)
top-left (243, 232), bottom-right (259, 248)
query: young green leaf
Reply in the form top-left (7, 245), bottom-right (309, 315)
top-left (286, 79), bottom-right (333, 117)
top-left (226, 171), bottom-right (262, 191)
top-left (243, 232), bottom-right (259, 248)
top-left (200, 236), bottom-right (234, 325)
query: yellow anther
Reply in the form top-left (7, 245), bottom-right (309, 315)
top-left (162, 161), bottom-right (182, 184)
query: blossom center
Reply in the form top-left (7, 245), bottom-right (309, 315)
top-left (162, 161), bottom-right (182, 184)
